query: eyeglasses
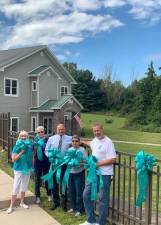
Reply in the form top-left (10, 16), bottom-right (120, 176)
top-left (37, 131), bottom-right (44, 134)
top-left (72, 140), bottom-right (79, 142)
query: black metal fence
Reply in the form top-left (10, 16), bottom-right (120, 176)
top-left (0, 112), bottom-right (10, 149)
top-left (0, 113), bottom-right (160, 225)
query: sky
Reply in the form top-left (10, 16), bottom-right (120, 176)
top-left (1, 0), bottom-right (161, 86)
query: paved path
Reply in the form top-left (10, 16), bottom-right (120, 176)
top-left (0, 170), bottom-right (61, 225)
top-left (83, 138), bottom-right (161, 147)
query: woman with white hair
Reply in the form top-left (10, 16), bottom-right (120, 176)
top-left (6, 130), bottom-right (33, 214)
top-left (33, 126), bottom-right (51, 204)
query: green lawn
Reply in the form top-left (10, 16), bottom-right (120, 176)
top-left (81, 113), bottom-right (161, 157)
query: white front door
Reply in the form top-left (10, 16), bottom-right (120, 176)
top-left (43, 117), bottom-right (53, 134)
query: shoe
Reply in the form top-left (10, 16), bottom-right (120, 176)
top-left (50, 204), bottom-right (60, 210)
top-left (36, 197), bottom-right (40, 204)
top-left (20, 203), bottom-right (29, 209)
top-left (6, 207), bottom-right (13, 214)
top-left (75, 211), bottom-right (81, 217)
top-left (48, 195), bottom-right (52, 202)
top-left (79, 222), bottom-right (96, 225)
top-left (68, 208), bottom-right (74, 213)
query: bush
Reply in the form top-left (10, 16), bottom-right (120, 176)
top-left (105, 118), bottom-right (113, 124)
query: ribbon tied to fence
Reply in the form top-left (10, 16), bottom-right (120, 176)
top-left (135, 150), bottom-right (156, 207)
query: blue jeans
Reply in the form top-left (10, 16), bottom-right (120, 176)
top-left (83, 175), bottom-right (111, 225)
top-left (69, 170), bottom-right (85, 213)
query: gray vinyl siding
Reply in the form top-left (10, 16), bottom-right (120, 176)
top-left (0, 49), bottom-right (72, 131)
top-left (38, 71), bottom-right (58, 106)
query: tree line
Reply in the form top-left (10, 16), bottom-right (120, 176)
top-left (64, 62), bottom-right (161, 132)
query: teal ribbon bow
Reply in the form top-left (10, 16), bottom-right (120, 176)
top-left (13, 139), bottom-right (32, 175)
top-left (62, 149), bottom-right (84, 194)
top-left (135, 150), bottom-right (156, 207)
top-left (34, 135), bottom-right (46, 161)
top-left (84, 155), bottom-right (103, 201)
top-left (41, 148), bottom-right (63, 189)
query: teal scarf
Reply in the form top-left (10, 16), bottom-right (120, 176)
top-left (13, 139), bottom-right (32, 175)
top-left (34, 135), bottom-right (45, 161)
top-left (62, 149), bottom-right (84, 194)
top-left (135, 150), bottom-right (156, 207)
top-left (84, 155), bottom-right (103, 200)
top-left (42, 148), bottom-right (63, 189)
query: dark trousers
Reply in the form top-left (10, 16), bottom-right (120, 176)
top-left (35, 167), bottom-right (51, 197)
top-left (51, 164), bottom-right (67, 207)
top-left (69, 170), bottom-right (85, 213)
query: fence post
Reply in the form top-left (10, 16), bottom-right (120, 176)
top-left (7, 112), bottom-right (10, 163)
top-left (145, 172), bottom-right (152, 225)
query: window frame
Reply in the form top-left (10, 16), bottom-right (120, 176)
top-left (4, 77), bottom-right (19, 97)
top-left (31, 116), bottom-right (37, 132)
top-left (32, 81), bottom-right (37, 91)
top-left (10, 117), bottom-right (19, 132)
top-left (60, 86), bottom-right (68, 96)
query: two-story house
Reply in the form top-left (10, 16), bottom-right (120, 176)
top-left (0, 45), bottom-right (83, 134)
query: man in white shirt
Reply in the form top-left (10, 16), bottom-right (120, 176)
top-left (80, 123), bottom-right (116, 225)
top-left (45, 123), bottom-right (72, 211)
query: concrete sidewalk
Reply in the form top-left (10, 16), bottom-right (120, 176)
top-left (0, 170), bottom-right (61, 225)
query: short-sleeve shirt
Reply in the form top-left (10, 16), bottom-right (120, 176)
top-left (90, 136), bottom-right (116, 175)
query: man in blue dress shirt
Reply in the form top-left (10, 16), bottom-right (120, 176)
top-left (45, 123), bottom-right (72, 211)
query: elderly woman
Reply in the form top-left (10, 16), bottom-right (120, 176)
top-left (6, 130), bottom-right (33, 214)
top-left (34, 126), bottom-right (51, 204)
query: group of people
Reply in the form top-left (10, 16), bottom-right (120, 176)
top-left (7, 123), bottom-right (116, 225)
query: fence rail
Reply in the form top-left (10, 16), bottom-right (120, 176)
top-left (0, 112), bottom-right (160, 225)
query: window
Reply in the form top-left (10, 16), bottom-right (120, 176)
top-left (31, 116), bottom-right (37, 132)
top-left (32, 81), bottom-right (37, 91)
top-left (10, 117), bottom-right (19, 132)
top-left (4, 78), bottom-right (18, 96)
top-left (61, 86), bottom-right (68, 96)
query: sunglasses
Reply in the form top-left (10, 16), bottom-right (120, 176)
top-left (72, 140), bottom-right (79, 142)
top-left (37, 131), bottom-right (44, 134)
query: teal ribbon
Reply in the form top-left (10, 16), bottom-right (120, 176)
top-left (62, 149), bottom-right (84, 194)
top-left (34, 135), bottom-right (45, 161)
top-left (13, 139), bottom-right (33, 175)
top-left (84, 155), bottom-right (103, 201)
top-left (135, 150), bottom-right (156, 207)
top-left (41, 148), bottom-right (63, 189)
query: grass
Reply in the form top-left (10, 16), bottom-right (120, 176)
top-left (81, 113), bottom-right (161, 157)
top-left (0, 149), bottom-right (86, 225)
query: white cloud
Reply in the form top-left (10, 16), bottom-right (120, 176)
top-left (104, 0), bottom-right (126, 8)
top-left (0, 0), bottom-right (161, 49)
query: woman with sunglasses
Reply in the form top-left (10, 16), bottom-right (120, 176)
top-left (33, 126), bottom-right (51, 204)
top-left (67, 135), bottom-right (87, 217)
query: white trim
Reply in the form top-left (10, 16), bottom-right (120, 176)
top-left (37, 76), bottom-right (40, 107)
top-left (45, 46), bottom-right (77, 84)
top-left (32, 81), bottom-right (37, 91)
top-left (31, 116), bottom-right (37, 132)
top-left (4, 77), bottom-right (19, 97)
top-left (10, 117), bottom-right (19, 132)
top-left (43, 116), bottom-right (53, 134)
top-left (37, 112), bottom-right (39, 126)
top-left (60, 86), bottom-right (68, 96)
top-left (0, 46), bottom-right (46, 70)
